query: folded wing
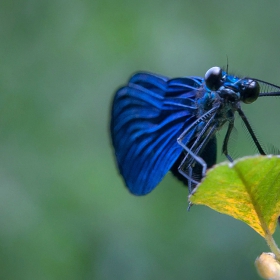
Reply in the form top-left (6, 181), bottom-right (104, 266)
top-left (111, 72), bottom-right (202, 195)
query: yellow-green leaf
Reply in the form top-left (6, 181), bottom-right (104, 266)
top-left (189, 155), bottom-right (280, 237)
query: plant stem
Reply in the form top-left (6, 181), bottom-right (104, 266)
top-left (265, 232), bottom-right (280, 261)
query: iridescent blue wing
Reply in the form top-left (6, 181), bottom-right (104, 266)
top-left (111, 72), bottom-right (203, 195)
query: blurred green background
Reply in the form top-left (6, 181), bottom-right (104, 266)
top-left (1, 0), bottom-right (280, 279)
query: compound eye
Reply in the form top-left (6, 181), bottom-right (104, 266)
top-left (240, 79), bottom-right (260, 104)
top-left (205, 67), bottom-right (223, 91)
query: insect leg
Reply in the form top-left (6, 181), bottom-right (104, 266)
top-left (179, 124), bottom-right (218, 192)
top-left (177, 106), bottom-right (219, 146)
top-left (178, 110), bottom-right (218, 193)
top-left (237, 107), bottom-right (266, 155)
top-left (222, 122), bottom-right (234, 162)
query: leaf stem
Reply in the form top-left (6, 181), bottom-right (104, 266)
top-left (265, 232), bottom-right (280, 261)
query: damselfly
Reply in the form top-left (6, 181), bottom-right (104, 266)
top-left (110, 67), bottom-right (280, 195)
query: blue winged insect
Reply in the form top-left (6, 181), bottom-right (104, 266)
top-left (110, 66), bottom-right (280, 196)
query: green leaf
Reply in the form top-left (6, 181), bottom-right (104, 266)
top-left (189, 155), bottom-right (280, 237)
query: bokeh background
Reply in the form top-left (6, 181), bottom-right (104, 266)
top-left (1, 0), bottom-right (280, 279)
